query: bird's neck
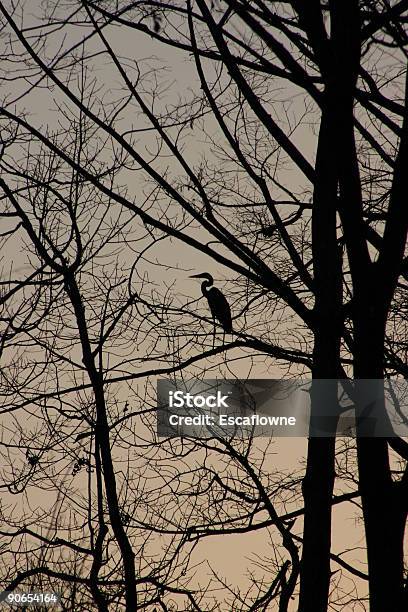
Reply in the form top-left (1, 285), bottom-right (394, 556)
top-left (201, 280), bottom-right (212, 294)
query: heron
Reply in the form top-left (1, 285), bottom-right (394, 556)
top-left (190, 273), bottom-right (232, 346)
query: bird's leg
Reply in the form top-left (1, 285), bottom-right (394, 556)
top-left (212, 317), bottom-right (216, 350)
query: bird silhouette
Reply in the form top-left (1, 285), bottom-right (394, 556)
top-left (190, 273), bottom-right (232, 334)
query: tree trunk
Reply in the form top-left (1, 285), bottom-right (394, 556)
top-left (354, 305), bottom-right (406, 611)
top-left (65, 277), bottom-right (137, 612)
top-left (298, 105), bottom-right (341, 611)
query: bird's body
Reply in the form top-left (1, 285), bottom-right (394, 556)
top-left (205, 285), bottom-right (232, 333)
top-left (190, 273), bottom-right (232, 333)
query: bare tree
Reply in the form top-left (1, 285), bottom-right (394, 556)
top-left (0, 1), bottom-right (407, 611)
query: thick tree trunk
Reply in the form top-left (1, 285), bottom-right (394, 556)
top-left (300, 425), bottom-right (337, 612)
top-left (298, 105), bottom-right (341, 611)
top-left (299, 4), bottom-right (362, 608)
top-left (356, 436), bottom-right (406, 611)
top-left (354, 307), bottom-right (406, 611)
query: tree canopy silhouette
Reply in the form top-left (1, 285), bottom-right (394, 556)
top-left (0, 1), bottom-right (407, 610)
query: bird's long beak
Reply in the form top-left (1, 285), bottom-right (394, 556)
top-left (189, 274), bottom-right (205, 279)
